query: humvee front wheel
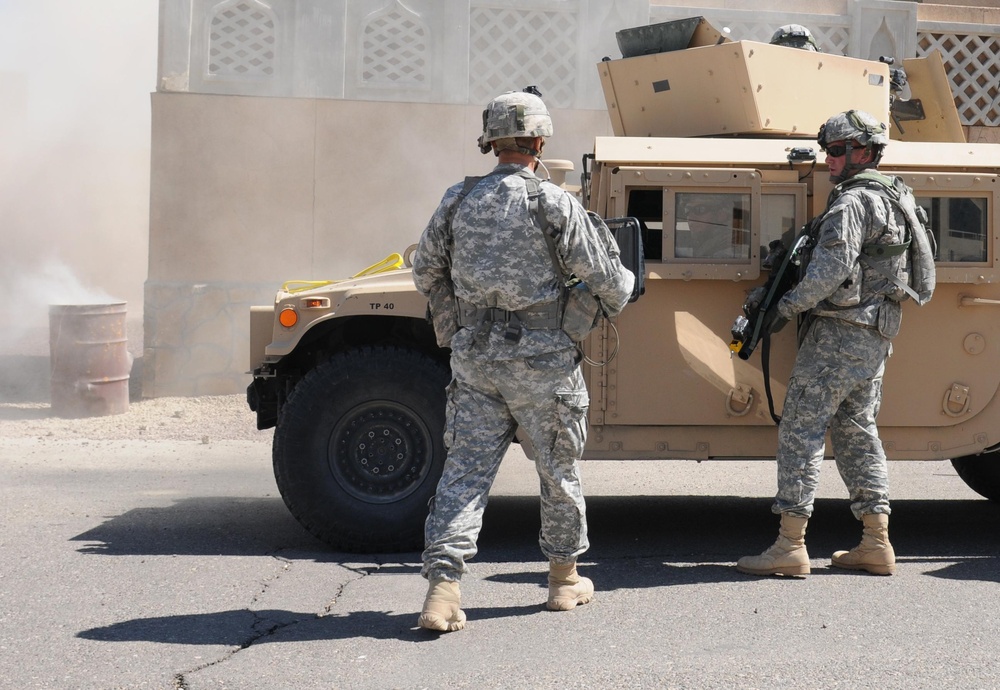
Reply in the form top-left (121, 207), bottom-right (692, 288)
top-left (273, 346), bottom-right (450, 552)
top-left (950, 452), bottom-right (1000, 502)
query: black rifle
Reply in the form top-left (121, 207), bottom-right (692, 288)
top-left (729, 231), bottom-right (812, 360)
top-left (728, 225), bottom-right (816, 423)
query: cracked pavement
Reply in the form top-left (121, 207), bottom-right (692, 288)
top-left (3, 404), bottom-right (1000, 688)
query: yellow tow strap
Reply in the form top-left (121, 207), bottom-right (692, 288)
top-left (282, 280), bottom-right (334, 293)
top-left (281, 252), bottom-right (406, 293)
top-left (352, 252), bottom-right (404, 277)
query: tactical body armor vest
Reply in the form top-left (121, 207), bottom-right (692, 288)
top-left (447, 169), bottom-right (604, 342)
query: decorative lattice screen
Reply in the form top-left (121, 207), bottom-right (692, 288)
top-left (919, 32), bottom-right (1000, 127)
top-left (469, 7), bottom-right (579, 109)
top-left (208, 0), bottom-right (276, 78)
top-left (195, 1), bottom-right (1000, 127)
top-left (361, 5), bottom-right (430, 87)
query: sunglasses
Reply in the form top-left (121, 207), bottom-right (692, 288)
top-left (824, 144), bottom-right (849, 157)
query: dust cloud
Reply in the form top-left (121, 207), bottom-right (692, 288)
top-left (0, 1), bottom-right (157, 403)
top-left (0, 0), bottom-right (158, 400)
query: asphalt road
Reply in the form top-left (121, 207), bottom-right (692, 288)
top-left (2, 435), bottom-right (999, 689)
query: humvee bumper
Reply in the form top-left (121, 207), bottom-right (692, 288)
top-left (247, 376), bottom-right (278, 430)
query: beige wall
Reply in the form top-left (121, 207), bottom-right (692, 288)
top-left (144, 92), bottom-right (612, 395)
top-left (149, 93), bottom-right (612, 284)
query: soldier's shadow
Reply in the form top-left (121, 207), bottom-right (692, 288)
top-left (476, 494), bottom-right (1000, 586)
top-left (76, 604), bottom-right (550, 646)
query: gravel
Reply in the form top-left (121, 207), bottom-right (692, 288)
top-left (0, 394), bottom-right (270, 442)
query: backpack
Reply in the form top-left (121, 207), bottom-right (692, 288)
top-left (835, 171), bottom-right (936, 306)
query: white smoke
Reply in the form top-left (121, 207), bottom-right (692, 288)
top-left (0, 256), bottom-right (120, 351)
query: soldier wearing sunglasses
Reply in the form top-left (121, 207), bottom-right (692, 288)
top-left (738, 110), bottom-right (904, 578)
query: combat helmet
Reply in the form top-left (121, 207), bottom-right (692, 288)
top-left (478, 86), bottom-right (553, 156)
top-left (769, 24), bottom-right (820, 52)
top-left (817, 109), bottom-right (889, 180)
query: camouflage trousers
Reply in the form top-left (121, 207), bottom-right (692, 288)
top-left (421, 347), bottom-right (590, 581)
top-left (773, 316), bottom-right (892, 520)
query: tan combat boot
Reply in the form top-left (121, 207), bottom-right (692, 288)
top-left (831, 513), bottom-right (896, 575)
top-left (736, 513), bottom-right (811, 576)
top-left (417, 577), bottom-right (466, 632)
top-left (547, 561), bottom-right (595, 611)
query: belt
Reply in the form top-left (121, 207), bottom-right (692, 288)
top-left (456, 298), bottom-right (561, 330)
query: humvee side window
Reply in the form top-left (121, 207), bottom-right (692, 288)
top-left (625, 188), bottom-right (664, 261)
top-left (760, 194), bottom-right (798, 256)
top-left (610, 167), bottom-right (763, 280)
top-left (674, 193), bottom-right (750, 261)
top-left (916, 195), bottom-right (988, 263)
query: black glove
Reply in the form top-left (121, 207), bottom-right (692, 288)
top-left (760, 306), bottom-right (788, 335)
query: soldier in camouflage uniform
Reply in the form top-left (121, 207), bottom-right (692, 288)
top-left (412, 89), bottom-right (635, 632)
top-left (769, 24), bottom-right (821, 52)
top-left (738, 110), bottom-right (904, 578)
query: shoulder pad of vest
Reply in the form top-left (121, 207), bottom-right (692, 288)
top-left (837, 171), bottom-right (900, 199)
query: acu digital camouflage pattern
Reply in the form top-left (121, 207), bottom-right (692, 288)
top-left (421, 348), bottom-right (590, 580)
top-left (413, 162), bottom-right (634, 359)
top-left (769, 24), bottom-right (820, 52)
top-left (778, 184), bottom-right (908, 338)
top-left (413, 162), bottom-right (634, 580)
top-left (817, 109), bottom-right (890, 149)
top-left (478, 91), bottom-right (554, 148)
top-left (773, 316), bottom-right (891, 520)
top-left (773, 179), bottom-right (904, 521)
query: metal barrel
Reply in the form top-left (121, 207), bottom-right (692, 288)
top-left (49, 303), bottom-right (131, 418)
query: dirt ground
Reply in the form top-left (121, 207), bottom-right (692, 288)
top-left (0, 317), bottom-right (268, 442)
top-left (0, 393), bottom-right (265, 442)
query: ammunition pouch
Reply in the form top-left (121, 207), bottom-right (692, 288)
top-left (860, 239), bottom-right (911, 303)
top-left (561, 283), bottom-right (604, 342)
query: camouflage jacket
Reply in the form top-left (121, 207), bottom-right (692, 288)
top-left (777, 173), bottom-right (907, 336)
top-left (413, 162), bottom-right (635, 359)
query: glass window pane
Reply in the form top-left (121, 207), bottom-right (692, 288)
top-left (675, 193), bottom-right (751, 260)
top-left (761, 194), bottom-right (797, 254)
top-left (916, 196), bottom-right (988, 263)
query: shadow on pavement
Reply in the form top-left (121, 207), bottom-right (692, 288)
top-left (72, 493), bottom-right (999, 649)
top-left (76, 602), bottom-right (576, 646)
top-left (71, 494), bottom-right (1000, 584)
top-left (71, 497), bottom-right (326, 556)
top-left (77, 608), bottom-right (444, 645)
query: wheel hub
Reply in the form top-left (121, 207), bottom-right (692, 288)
top-left (329, 402), bottom-right (432, 504)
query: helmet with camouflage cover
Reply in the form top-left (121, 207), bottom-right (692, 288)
top-left (817, 109), bottom-right (889, 180)
top-left (769, 24), bottom-right (820, 52)
top-left (478, 87), bottom-right (554, 156)
top-left (817, 109), bottom-right (889, 149)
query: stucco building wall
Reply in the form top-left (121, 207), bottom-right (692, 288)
top-left (146, 0), bottom-right (1000, 396)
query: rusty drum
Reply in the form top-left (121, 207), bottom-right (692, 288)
top-left (49, 302), bottom-right (131, 418)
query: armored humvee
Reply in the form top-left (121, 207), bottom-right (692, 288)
top-left (247, 19), bottom-right (1000, 552)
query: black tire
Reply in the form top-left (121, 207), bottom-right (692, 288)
top-left (273, 346), bottom-right (450, 552)
top-left (951, 452), bottom-right (1000, 502)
